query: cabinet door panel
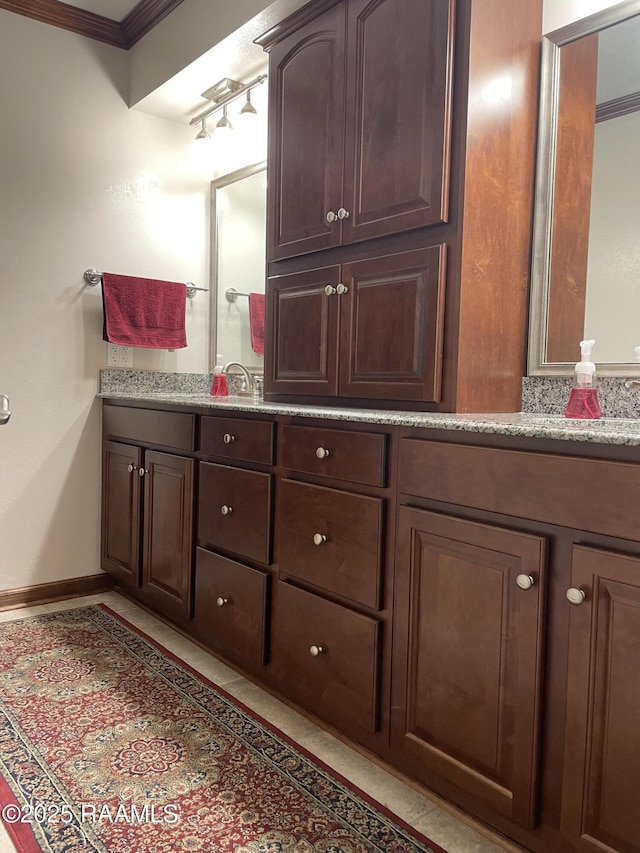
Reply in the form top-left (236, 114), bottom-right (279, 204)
top-left (342, 0), bottom-right (454, 244)
top-left (266, 266), bottom-right (340, 396)
top-left (339, 246), bottom-right (446, 401)
top-left (270, 581), bottom-right (381, 736)
top-left (141, 451), bottom-right (194, 622)
top-left (267, 4), bottom-right (345, 260)
top-left (101, 441), bottom-right (142, 586)
top-left (198, 463), bottom-right (272, 565)
top-left (562, 546), bottom-right (640, 853)
top-left (392, 508), bottom-right (546, 828)
top-left (278, 478), bottom-right (384, 609)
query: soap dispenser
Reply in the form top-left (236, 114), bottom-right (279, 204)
top-left (210, 354), bottom-right (228, 398)
top-left (564, 339), bottom-right (601, 419)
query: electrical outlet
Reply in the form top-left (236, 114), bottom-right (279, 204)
top-left (106, 344), bottom-right (134, 368)
top-left (107, 344), bottom-right (121, 366)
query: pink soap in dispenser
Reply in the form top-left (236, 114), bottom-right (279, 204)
top-left (564, 339), bottom-right (601, 419)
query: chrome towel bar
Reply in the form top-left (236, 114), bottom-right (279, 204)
top-left (83, 269), bottom-right (208, 299)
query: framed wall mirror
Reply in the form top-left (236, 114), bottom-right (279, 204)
top-left (528, 0), bottom-right (640, 375)
top-left (209, 161), bottom-right (267, 371)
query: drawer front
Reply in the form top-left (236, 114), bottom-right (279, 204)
top-left (281, 424), bottom-right (386, 486)
top-left (103, 405), bottom-right (195, 451)
top-left (278, 479), bottom-right (383, 609)
top-left (399, 439), bottom-right (640, 542)
top-left (270, 582), bottom-right (381, 735)
top-left (198, 462), bottom-right (272, 565)
top-left (200, 416), bottom-right (275, 465)
top-left (193, 548), bottom-right (269, 668)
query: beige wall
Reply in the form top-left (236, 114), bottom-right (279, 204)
top-left (0, 10), bottom-right (210, 591)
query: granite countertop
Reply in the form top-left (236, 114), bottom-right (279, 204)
top-left (98, 390), bottom-right (640, 447)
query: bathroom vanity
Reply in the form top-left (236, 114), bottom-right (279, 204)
top-left (100, 390), bottom-right (640, 853)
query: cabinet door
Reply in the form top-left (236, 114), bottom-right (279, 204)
top-left (266, 3), bottom-right (346, 260)
top-left (341, 0), bottom-right (454, 244)
top-left (562, 546), bottom-right (640, 853)
top-left (101, 441), bottom-right (142, 587)
top-left (392, 508), bottom-right (546, 828)
top-left (141, 451), bottom-right (194, 622)
top-left (266, 265), bottom-right (340, 396)
top-left (338, 246), bottom-right (446, 401)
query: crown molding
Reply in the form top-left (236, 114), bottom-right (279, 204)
top-left (0, 0), bottom-right (186, 49)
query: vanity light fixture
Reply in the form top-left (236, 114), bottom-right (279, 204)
top-left (194, 118), bottom-right (211, 141)
top-left (189, 74), bottom-right (267, 133)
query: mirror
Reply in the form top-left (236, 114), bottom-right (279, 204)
top-left (209, 161), bottom-right (267, 371)
top-left (528, 0), bottom-right (640, 375)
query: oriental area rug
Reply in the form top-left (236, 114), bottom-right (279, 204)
top-left (0, 605), bottom-right (446, 853)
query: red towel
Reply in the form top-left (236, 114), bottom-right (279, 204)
top-left (102, 273), bottom-right (187, 349)
top-left (249, 292), bottom-right (265, 356)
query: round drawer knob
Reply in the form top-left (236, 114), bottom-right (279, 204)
top-left (326, 210), bottom-right (338, 223)
top-left (337, 207), bottom-right (350, 220)
top-left (566, 587), bottom-right (586, 606)
top-left (216, 597), bottom-right (229, 607)
top-left (220, 505), bottom-right (233, 516)
top-left (315, 447), bottom-right (330, 459)
top-left (516, 574), bottom-right (535, 591)
top-left (138, 468), bottom-right (148, 477)
top-left (336, 283), bottom-right (348, 295)
top-left (324, 284), bottom-right (336, 296)
top-left (127, 464), bottom-right (137, 473)
top-left (309, 645), bottom-right (324, 657)
top-left (223, 433), bottom-right (235, 444)
top-left (313, 533), bottom-right (327, 546)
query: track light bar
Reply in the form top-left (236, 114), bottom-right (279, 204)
top-left (189, 74), bottom-right (267, 128)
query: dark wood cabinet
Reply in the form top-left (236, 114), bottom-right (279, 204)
top-left (562, 546), bottom-right (640, 853)
top-left (101, 437), bottom-right (194, 623)
top-left (102, 440), bottom-right (142, 587)
top-left (267, 246), bottom-right (445, 402)
top-left (259, 0), bottom-right (542, 412)
top-left (260, 0), bottom-right (453, 261)
top-left (392, 507), bottom-right (546, 828)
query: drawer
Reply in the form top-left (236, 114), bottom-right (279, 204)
top-left (198, 462), bottom-right (272, 564)
top-left (270, 582), bottom-right (381, 735)
top-left (193, 548), bottom-right (269, 668)
top-left (399, 438), bottom-right (640, 542)
top-left (103, 405), bottom-right (195, 451)
top-left (200, 416), bottom-right (275, 465)
top-left (281, 424), bottom-right (387, 486)
top-left (278, 479), bottom-right (383, 609)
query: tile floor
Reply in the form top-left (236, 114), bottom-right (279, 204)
top-left (0, 592), bottom-right (528, 853)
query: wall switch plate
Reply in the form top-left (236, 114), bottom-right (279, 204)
top-left (107, 344), bottom-right (134, 368)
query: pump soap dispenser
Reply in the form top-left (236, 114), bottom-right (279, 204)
top-left (564, 339), bottom-right (602, 419)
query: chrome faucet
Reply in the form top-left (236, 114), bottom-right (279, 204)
top-left (222, 362), bottom-right (255, 397)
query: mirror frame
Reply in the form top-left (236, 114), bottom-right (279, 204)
top-left (528, 0), bottom-right (640, 376)
top-left (208, 160), bottom-right (267, 372)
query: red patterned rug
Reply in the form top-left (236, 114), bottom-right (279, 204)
top-left (0, 605), bottom-right (447, 853)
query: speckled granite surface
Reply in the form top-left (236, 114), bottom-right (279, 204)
top-left (522, 376), bottom-right (640, 418)
top-left (99, 370), bottom-right (640, 447)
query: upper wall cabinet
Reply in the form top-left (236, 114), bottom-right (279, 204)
top-left (259, 0), bottom-right (454, 261)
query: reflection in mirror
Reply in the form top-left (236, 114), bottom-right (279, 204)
top-left (209, 162), bottom-right (267, 372)
top-left (528, 0), bottom-right (640, 375)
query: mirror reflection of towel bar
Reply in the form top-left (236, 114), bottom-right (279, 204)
top-left (83, 268), bottom-right (208, 299)
top-left (225, 287), bottom-right (251, 303)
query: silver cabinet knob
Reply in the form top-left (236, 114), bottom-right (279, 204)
top-left (516, 574), bottom-right (535, 590)
top-left (566, 588), bottom-right (586, 606)
top-left (324, 284), bottom-right (336, 296)
top-left (223, 433), bottom-right (235, 444)
top-left (326, 210), bottom-right (338, 223)
top-left (220, 505), bottom-right (233, 516)
top-left (315, 447), bottom-right (330, 459)
top-left (127, 463), bottom-right (137, 473)
top-left (138, 468), bottom-right (148, 477)
top-left (336, 283), bottom-right (348, 295)
top-left (337, 207), bottom-right (350, 220)
top-left (309, 645), bottom-right (324, 657)
top-left (216, 597), bottom-right (230, 607)
top-left (313, 533), bottom-right (327, 546)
